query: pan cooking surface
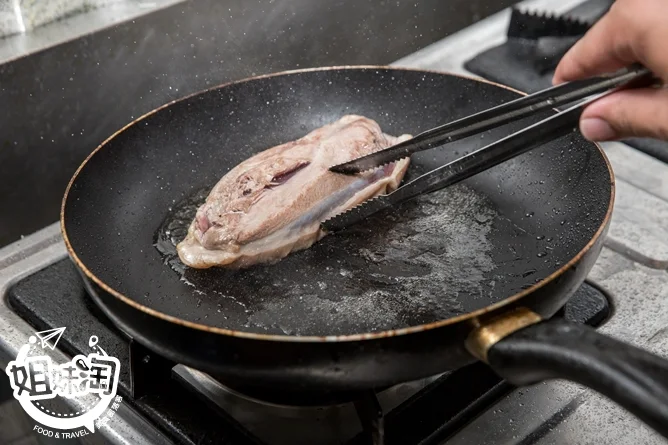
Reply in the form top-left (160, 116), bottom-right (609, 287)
top-left (155, 182), bottom-right (503, 335)
top-left (63, 68), bottom-right (612, 338)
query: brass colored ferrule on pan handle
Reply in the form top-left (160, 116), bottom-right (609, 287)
top-left (465, 308), bottom-right (543, 363)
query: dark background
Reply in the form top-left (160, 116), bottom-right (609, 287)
top-left (0, 0), bottom-right (516, 248)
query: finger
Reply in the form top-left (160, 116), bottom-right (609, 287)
top-left (554, 0), bottom-right (668, 85)
top-left (553, 5), bottom-right (635, 84)
top-left (578, 87), bottom-right (668, 141)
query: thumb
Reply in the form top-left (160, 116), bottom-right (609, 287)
top-left (579, 88), bottom-right (668, 142)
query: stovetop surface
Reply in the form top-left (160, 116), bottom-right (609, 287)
top-left (6, 259), bottom-right (610, 445)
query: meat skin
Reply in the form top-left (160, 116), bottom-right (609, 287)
top-left (177, 115), bottom-right (411, 269)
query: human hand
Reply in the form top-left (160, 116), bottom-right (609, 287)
top-left (553, 0), bottom-right (668, 142)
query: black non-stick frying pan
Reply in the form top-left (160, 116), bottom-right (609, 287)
top-left (60, 66), bottom-right (668, 436)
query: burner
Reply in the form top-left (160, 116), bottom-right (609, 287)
top-left (8, 258), bottom-right (610, 445)
top-left (203, 376), bottom-right (390, 407)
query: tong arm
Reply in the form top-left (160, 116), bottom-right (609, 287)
top-left (329, 64), bottom-right (652, 175)
top-left (321, 97), bottom-right (593, 233)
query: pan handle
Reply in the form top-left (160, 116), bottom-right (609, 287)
top-left (466, 308), bottom-right (668, 438)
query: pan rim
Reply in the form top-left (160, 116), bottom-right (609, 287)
top-left (60, 64), bottom-right (616, 343)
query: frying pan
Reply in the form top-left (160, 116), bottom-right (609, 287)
top-left (60, 66), bottom-right (668, 436)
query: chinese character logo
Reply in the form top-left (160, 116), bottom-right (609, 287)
top-left (5, 328), bottom-right (121, 433)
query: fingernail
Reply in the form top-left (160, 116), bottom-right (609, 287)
top-left (580, 118), bottom-right (617, 141)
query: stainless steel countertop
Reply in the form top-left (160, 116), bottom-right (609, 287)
top-left (0, 0), bottom-right (185, 64)
top-left (1, 0), bottom-right (667, 443)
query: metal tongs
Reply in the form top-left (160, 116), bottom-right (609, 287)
top-left (321, 64), bottom-right (658, 232)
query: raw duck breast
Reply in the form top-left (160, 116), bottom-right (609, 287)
top-left (177, 115), bottom-right (411, 269)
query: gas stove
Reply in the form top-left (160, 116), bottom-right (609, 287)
top-left (0, 247), bottom-right (610, 445)
top-left (2, 0), bottom-right (668, 444)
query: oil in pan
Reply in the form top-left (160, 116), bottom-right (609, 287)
top-left (153, 182), bottom-right (506, 337)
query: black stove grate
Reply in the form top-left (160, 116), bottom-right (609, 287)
top-left (8, 259), bottom-right (610, 445)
